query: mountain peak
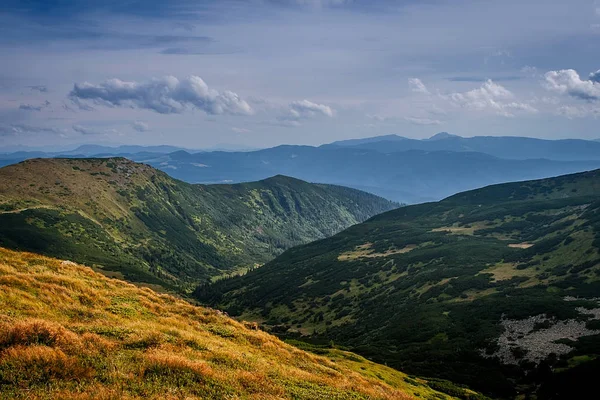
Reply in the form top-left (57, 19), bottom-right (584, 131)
top-left (427, 132), bottom-right (460, 141)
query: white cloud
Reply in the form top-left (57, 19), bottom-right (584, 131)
top-left (288, 99), bottom-right (334, 118)
top-left (444, 79), bottom-right (537, 116)
top-left (544, 69), bottom-right (600, 101)
top-left (277, 99), bottom-right (334, 126)
top-left (404, 116), bottom-right (442, 126)
top-left (408, 78), bottom-right (430, 94)
top-left (232, 127), bottom-right (252, 134)
top-left (132, 121), bottom-right (150, 132)
top-left (69, 76), bottom-right (253, 116)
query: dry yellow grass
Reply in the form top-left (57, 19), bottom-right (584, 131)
top-left (0, 247), bottom-right (438, 400)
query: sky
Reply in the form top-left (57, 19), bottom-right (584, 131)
top-left (0, 0), bottom-right (599, 150)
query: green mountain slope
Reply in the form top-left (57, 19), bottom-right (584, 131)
top-left (0, 158), bottom-right (396, 291)
top-left (199, 169), bottom-right (600, 397)
top-left (0, 246), bottom-right (467, 400)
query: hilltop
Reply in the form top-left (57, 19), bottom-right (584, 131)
top-left (199, 169), bottom-right (600, 397)
top-left (0, 247), bottom-right (472, 400)
top-left (0, 158), bottom-right (396, 291)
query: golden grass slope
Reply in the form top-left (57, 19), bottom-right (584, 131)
top-left (0, 247), bottom-right (451, 400)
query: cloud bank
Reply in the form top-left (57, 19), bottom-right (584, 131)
top-left (69, 76), bottom-right (253, 116)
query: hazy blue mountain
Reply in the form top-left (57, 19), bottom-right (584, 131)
top-left (327, 133), bottom-right (600, 161)
top-left (131, 146), bottom-right (600, 203)
top-left (68, 144), bottom-right (192, 155)
top-left (328, 134), bottom-right (410, 147)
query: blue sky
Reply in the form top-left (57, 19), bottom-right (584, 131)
top-left (1, 0), bottom-right (599, 149)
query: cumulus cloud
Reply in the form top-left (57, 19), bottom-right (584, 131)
top-left (132, 121), bottom-right (149, 132)
top-left (444, 79), bottom-right (537, 116)
top-left (288, 100), bottom-right (334, 118)
top-left (69, 76), bottom-right (253, 116)
top-left (277, 99), bottom-right (334, 126)
top-left (408, 78), bottom-right (430, 94)
top-left (544, 69), bottom-right (600, 101)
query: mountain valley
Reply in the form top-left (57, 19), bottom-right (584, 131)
top-left (198, 169), bottom-right (600, 397)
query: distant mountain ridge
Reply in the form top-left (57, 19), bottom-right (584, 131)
top-left (328, 133), bottom-right (600, 161)
top-left (0, 158), bottom-right (396, 290)
top-left (2, 133), bottom-right (600, 203)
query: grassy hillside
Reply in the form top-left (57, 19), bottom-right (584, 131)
top-left (199, 169), bottom-right (600, 398)
top-left (0, 247), bottom-right (470, 400)
top-left (0, 158), bottom-right (396, 291)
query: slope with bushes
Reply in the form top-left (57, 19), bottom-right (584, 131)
top-left (0, 158), bottom-right (396, 290)
top-left (199, 169), bottom-right (600, 397)
top-left (0, 247), bottom-right (468, 400)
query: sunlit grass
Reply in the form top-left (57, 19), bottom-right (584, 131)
top-left (0, 247), bottom-right (439, 400)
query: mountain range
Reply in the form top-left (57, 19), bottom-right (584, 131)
top-left (329, 132), bottom-right (600, 161)
top-left (0, 158), bottom-right (395, 291)
top-left (198, 168), bottom-right (600, 398)
top-left (3, 134), bottom-right (600, 204)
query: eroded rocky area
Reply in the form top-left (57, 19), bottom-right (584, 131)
top-left (483, 298), bottom-right (600, 365)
